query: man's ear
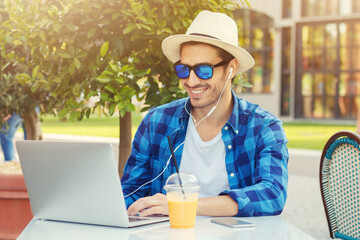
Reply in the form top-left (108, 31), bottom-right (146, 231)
top-left (229, 58), bottom-right (239, 79)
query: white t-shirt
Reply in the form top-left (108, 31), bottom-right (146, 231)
top-left (180, 118), bottom-right (230, 198)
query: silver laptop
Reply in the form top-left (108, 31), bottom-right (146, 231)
top-left (16, 140), bottom-right (168, 228)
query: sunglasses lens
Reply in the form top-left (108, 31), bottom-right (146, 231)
top-left (174, 65), bottom-right (190, 79)
top-left (195, 65), bottom-right (212, 80)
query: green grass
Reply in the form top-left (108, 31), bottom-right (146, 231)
top-left (36, 113), bottom-right (357, 150)
top-left (39, 113), bottom-right (142, 139)
top-left (283, 122), bottom-right (356, 150)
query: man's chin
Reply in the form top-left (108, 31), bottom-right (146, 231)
top-left (189, 99), bottom-right (215, 109)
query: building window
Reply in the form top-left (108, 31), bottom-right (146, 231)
top-left (282, 0), bottom-right (292, 18)
top-left (295, 19), bottom-right (360, 119)
top-left (281, 28), bottom-right (292, 116)
top-left (302, 0), bottom-right (360, 17)
top-left (233, 9), bottom-right (275, 94)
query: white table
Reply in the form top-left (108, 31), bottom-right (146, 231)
top-left (17, 216), bottom-right (316, 240)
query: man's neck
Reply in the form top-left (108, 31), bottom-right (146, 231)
top-left (191, 91), bottom-right (233, 142)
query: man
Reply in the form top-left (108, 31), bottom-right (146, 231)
top-left (0, 113), bottom-right (23, 161)
top-left (121, 10), bottom-right (289, 217)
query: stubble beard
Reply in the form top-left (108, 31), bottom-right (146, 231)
top-left (188, 86), bottom-right (221, 110)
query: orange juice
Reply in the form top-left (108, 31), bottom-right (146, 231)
top-left (167, 192), bottom-right (198, 228)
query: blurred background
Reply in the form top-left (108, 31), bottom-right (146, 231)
top-left (2, 0), bottom-right (360, 239)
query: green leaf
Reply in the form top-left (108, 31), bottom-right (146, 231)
top-left (108, 61), bottom-right (118, 72)
top-left (58, 109), bottom-right (70, 119)
top-left (105, 85), bottom-right (116, 93)
top-left (53, 23), bottom-right (62, 32)
top-left (100, 41), bottom-right (109, 57)
top-left (80, 18), bottom-right (93, 25)
top-left (134, 69), bottom-right (149, 77)
top-left (74, 58), bottom-right (81, 69)
top-left (32, 65), bottom-right (40, 79)
top-left (59, 52), bottom-right (73, 58)
top-left (31, 84), bottom-right (39, 92)
top-left (120, 108), bottom-right (126, 118)
top-left (160, 94), bottom-right (171, 105)
top-left (40, 31), bottom-right (46, 41)
top-left (87, 27), bottom-right (96, 39)
top-left (100, 92), bottom-right (108, 101)
top-left (69, 63), bottom-right (76, 74)
top-left (66, 24), bottom-right (76, 32)
top-left (119, 85), bottom-right (132, 95)
top-left (85, 108), bottom-right (91, 118)
top-left (109, 103), bottom-right (116, 116)
top-left (76, 50), bottom-right (88, 58)
top-left (79, 110), bottom-right (85, 121)
top-left (53, 77), bottom-right (61, 83)
top-left (123, 23), bottom-right (136, 35)
top-left (13, 39), bottom-right (23, 46)
top-left (173, 19), bottom-right (181, 31)
top-left (30, 31), bottom-right (39, 38)
top-left (125, 102), bottom-right (135, 112)
top-left (112, 13), bottom-right (120, 20)
top-left (97, 75), bottom-right (112, 84)
top-left (86, 91), bottom-right (98, 99)
top-left (162, 4), bottom-right (171, 17)
top-left (7, 51), bottom-right (15, 59)
top-left (72, 83), bottom-right (80, 95)
top-left (1, 19), bottom-right (13, 29)
top-left (102, 8), bottom-right (115, 14)
top-left (241, 82), bottom-right (253, 88)
top-left (114, 95), bottom-right (122, 102)
top-left (16, 73), bottom-right (32, 84)
top-left (102, 70), bottom-right (114, 76)
top-left (169, 86), bottom-right (181, 92)
top-left (139, 24), bottom-right (151, 31)
top-left (69, 111), bottom-right (80, 121)
top-left (31, 47), bottom-right (37, 55)
top-left (140, 106), bottom-right (152, 112)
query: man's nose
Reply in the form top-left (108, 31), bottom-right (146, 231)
top-left (186, 70), bottom-right (201, 87)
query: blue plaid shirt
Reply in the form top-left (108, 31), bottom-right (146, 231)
top-left (121, 91), bottom-right (289, 217)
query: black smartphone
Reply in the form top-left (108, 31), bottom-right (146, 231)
top-left (211, 218), bottom-right (255, 228)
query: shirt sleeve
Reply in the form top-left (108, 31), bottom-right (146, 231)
top-left (121, 112), bottom-right (153, 208)
top-left (221, 120), bottom-right (289, 216)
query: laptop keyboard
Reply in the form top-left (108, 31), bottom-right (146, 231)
top-left (129, 217), bottom-right (149, 222)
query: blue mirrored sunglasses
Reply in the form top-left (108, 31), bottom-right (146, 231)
top-left (173, 60), bottom-right (230, 80)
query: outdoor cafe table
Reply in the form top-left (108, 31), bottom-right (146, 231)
top-left (17, 215), bottom-right (316, 240)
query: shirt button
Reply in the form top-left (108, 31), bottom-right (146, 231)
top-left (230, 173), bottom-right (235, 177)
top-left (228, 145), bottom-right (232, 150)
top-left (235, 130), bottom-right (239, 134)
top-left (224, 126), bottom-right (229, 130)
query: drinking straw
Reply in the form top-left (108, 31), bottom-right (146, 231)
top-left (167, 136), bottom-right (186, 199)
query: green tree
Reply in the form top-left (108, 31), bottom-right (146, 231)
top-left (0, 0), bottom-right (250, 176)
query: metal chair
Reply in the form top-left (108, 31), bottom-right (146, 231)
top-left (319, 131), bottom-right (360, 240)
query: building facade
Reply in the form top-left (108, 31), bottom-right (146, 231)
top-left (234, 0), bottom-right (360, 122)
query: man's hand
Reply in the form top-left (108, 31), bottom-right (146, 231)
top-left (2, 114), bottom-right (11, 122)
top-left (128, 193), bottom-right (168, 217)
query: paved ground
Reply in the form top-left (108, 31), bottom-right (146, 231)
top-left (282, 149), bottom-right (329, 240)
top-left (1, 133), bottom-right (330, 240)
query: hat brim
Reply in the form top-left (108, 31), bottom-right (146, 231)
top-left (162, 34), bottom-right (255, 73)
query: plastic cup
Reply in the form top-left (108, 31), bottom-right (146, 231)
top-left (164, 173), bottom-right (200, 228)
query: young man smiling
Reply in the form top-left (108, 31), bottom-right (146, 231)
top-left (121, 10), bottom-right (289, 217)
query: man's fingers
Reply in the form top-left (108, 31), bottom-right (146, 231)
top-left (140, 205), bottom-right (169, 217)
top-left (128, 194), bottom-right (167, 216)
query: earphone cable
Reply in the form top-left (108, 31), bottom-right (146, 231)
top-left (123, 141), bottom-right (185, 198)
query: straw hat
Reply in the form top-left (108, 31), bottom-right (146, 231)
top-left (162, 10), bottom-right (255, 73)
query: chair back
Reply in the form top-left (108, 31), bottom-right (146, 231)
top-left (319, 131), bottom-right (360, 240)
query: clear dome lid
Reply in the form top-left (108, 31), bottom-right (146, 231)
top-left (164, 172), bottom-right (200, 191)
